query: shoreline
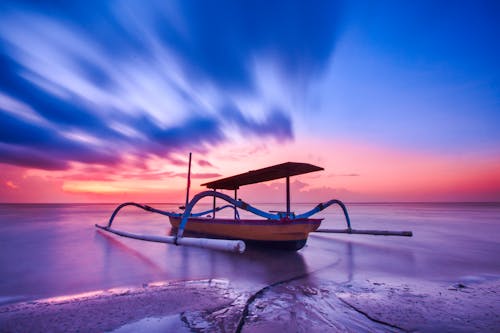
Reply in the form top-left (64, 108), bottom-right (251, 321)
top-left (1, 277), bottom-right (499, 332)
top-left (0, 279), bottom-right (242, 333)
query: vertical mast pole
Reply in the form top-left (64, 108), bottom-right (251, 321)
top-left (286, 176), bottom-right (290, 218)
top-left (185, 152), bottom-right (192, 209)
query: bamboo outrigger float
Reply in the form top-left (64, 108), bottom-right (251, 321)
top-left (96, 154), bottom-right (412, 253)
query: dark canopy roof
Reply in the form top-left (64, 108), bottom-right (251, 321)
top-left (201, 162), bottom-right (324, 190)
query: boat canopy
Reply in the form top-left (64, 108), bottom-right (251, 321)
top-left (201, 162), bottom-right (324, 190)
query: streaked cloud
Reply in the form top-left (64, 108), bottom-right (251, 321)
top-left (197, 159), bottom-right (214, 168)
top-left (1, 1), bottom-right (498, 203)
top-left (0, 0), bottom-right (340, 171)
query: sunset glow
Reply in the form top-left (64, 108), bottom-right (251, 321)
top-left (0, 1), bottom-right (499, 203)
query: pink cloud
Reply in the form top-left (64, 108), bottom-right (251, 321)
top-left (174, 172), bottom-right (222, 179)
top-left (197, 159), bottom-right (214, 167)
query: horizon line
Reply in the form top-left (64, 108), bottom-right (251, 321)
top-left (1, 201), bottom-right (499, 205)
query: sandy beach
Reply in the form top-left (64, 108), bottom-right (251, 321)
top-left (1, 276), bottom-right (499, 332)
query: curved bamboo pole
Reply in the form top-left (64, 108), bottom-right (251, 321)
top-left (96, 201), bottom-right (247, 253)
top-left (177, 191), bottom-right (281, 238)
top-left (105, 202), bottom-right (180, 228)
top-left (294, 199), bottom-right (352, 230)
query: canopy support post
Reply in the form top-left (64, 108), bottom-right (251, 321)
top-left (234, 188), bottom-right (238, 220)
top-left (213, 189), bottom-right (217, 219)
top-left (286, 176), bottom-right (290, 218)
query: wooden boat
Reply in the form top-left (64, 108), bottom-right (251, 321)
top-left (168, 162), bottom-right (325, 250)
top-left (96, 155), bottom-right (412, 253)
top-left (169, 217), bottom-right (323, 250)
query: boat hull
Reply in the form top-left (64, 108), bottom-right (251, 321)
top-left (168, 216), bottom-right (322, 250)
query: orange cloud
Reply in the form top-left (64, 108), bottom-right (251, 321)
top-left (5, 181), bottom-right (18, 189)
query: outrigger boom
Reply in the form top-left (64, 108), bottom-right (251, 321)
top-left (95, 223), bottom-right (245, 253)
top-left (96, 159), bottom-right (413, 253)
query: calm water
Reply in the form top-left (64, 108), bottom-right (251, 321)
top-left (0, 202), bottom-right (499, 304)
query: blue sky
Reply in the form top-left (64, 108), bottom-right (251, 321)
top-left (0, 0), bottom-right (499, 202)
top-left (306, 1), bottom-right (500, 153)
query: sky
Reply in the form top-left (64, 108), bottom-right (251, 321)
top-left (0, 0), bottom-right (499, 203)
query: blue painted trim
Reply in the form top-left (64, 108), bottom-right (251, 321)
top-left (176, 191), bottom-right (280, 238)
top-left (294, 199), bottom-right (351, 230)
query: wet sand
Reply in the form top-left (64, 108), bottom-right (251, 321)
top-left (1, 276), bottom-right (499, 332)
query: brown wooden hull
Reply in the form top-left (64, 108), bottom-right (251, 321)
top-left (168, 217), bottom-right (323, 243)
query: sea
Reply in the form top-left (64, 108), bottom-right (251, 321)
top-left (1, 202), bottom-right (499, 305)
